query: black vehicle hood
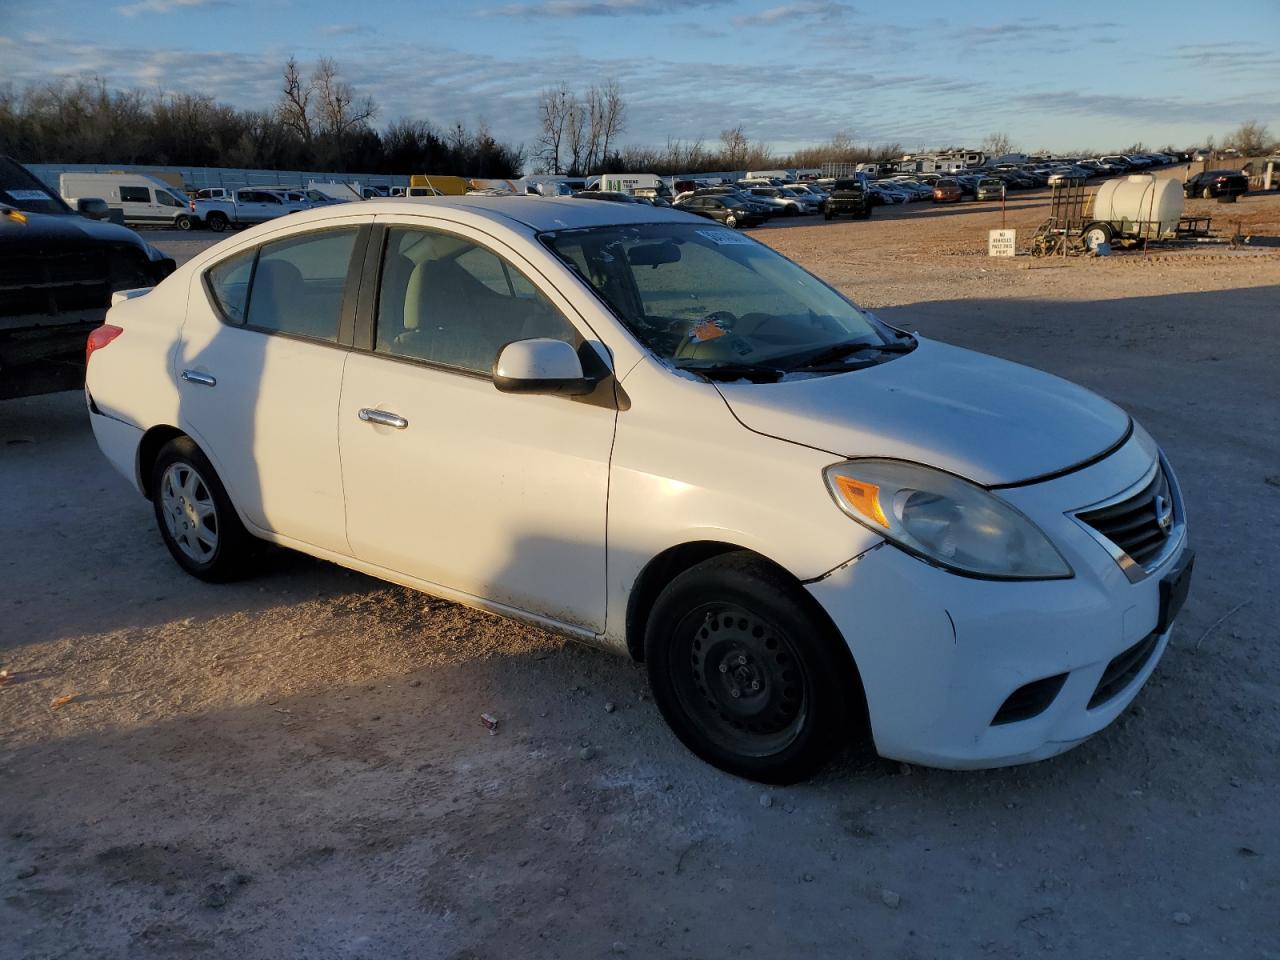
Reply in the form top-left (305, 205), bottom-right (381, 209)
top-left (0, 207), bottom-right (157, 253)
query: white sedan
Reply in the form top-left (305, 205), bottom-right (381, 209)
top-left (86, 197), bottom-right (1193, 782)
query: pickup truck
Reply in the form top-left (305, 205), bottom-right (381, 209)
top-left (1, 155), bottom-right (174, 397)
top-left (193, 188), bottom-right (310, 232)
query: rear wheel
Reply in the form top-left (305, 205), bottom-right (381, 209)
top-left (206, 212), bottom-right (229, 233)
top-left (644, 553), bottom-right (858, 783)
top-left (724, 214), bottom-right (738, 229)
top-left (175, 214), bottom-right (193, 231)
top-left (1201, 186), bottom-right (1214, 199)
top-left (151, 437), bottom-right (255, 582)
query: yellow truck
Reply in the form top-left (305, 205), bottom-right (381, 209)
top-left (406, 174), bottom-right (469, 197)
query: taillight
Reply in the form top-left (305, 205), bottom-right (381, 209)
top-left (86, 324), bottom-right (124, 366)
top-left (189, 200), bottom-right (196, 211)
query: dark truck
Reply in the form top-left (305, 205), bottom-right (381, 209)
top-left (822, 178), bottom-right (873, 221)
top-left (1, 156), bottom-right (175, 398)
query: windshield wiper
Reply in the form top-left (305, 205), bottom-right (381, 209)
top-left (780, 338), bottom-right (915, 371)
top-left (675, 361), bottom-right (785, 383)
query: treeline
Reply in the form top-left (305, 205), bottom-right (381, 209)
top-left (0, 63), bottom-right (524, 178)
top-left (587, 129), bottom-right (905, 176)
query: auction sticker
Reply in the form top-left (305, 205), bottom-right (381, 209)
top-left (696, 229), bottom-right (753, 245)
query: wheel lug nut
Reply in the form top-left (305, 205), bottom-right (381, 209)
top-left (718, 663), bottom-right (728, 673)
top-left (737, 655), bottom-right (747, 666)
top-left (751, 681), bottom-right (760, 691)
top-left (730, 688), bottom-right (741, 698)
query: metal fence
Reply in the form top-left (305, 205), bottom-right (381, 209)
top-left (28, 162), bottom-right (411, 194)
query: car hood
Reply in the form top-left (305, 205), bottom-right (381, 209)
top-left (0, 207), bottom-right (156, 252)
top-left (714, 338), bottom-right (1130, 486)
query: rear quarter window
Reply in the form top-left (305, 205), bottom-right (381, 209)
top-left (205, 248), bottom-right (256, 324)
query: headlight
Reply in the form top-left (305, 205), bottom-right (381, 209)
top-left (824, 459), bottom-right (1072, 580)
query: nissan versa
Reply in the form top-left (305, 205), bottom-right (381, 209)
top-left (85, 198), bottom-right (1193, 783)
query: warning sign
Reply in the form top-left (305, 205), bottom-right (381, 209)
top-left (988, 229), bottom-right (1017, 257)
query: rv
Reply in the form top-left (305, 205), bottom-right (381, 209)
top-left (59, 172), bottom-right (192, 228)
top-left (745, 169), bottom-right (793, 181)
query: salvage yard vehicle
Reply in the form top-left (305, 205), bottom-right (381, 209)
top-left (1183, 170), bottom-right (1249, 200)
top-left (975, 178), bottom-right (1006, 201)
top-left (85, 197), bottom-right (1194, 783)
top-left (60, 172), bottom-right (194, 229)
top-left (678, 194), bottom-right (764, 228)
top-left (932, 178), bottom-right (963, 203)
top-left (823, 179), bottom-right (872, 220)
top-left (1, 155), bottom-right (174, 397)
top-left (194, 188), bottom-right (310, 233)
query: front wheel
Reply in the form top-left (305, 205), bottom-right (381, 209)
top-left (175, 214), bottom-right (193, 231)
top-left (151, 437), bottom-right (255, 582)
top-left (206, 212), bottom-right (229, 233)
top-left (724, 214), bottom-right (738, 229)
top-left (1202, 186), bottom-right (1214, 199)
top-left (644, 553), bottom-right (860, 783)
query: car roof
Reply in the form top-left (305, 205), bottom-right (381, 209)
top-left (303, 195), bottom-right (693, 233)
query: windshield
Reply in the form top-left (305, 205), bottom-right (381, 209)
top-left (541, 222), bottom-right (902, 377)
top-left (0, 158), bottom-right (71, 215)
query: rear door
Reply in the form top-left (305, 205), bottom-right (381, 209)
top-left (118, 185), bottom-right (161, 225)
top-left (336, 218), bottom-right (616, 630)
top-left (176, 219), bottom-right (369, 553)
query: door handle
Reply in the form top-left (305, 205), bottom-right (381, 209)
top-left (181, 370), bottom-right (216, 387)
top-left (358, 408), bottom-right (408, 430)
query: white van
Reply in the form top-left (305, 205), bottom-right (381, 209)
top-left (598, 173), bottom-right (672, 198)
top-left (60, 173), bottom-right (192, 228)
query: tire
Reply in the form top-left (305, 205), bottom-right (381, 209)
top-left (151, 437), bottom-right (255, 583)
top-left (1083, 222), bottom-right (1114, 248)
top-left (1202, 186), bottom-right (1214, 199)
top-left (823, 211), bottom-right (833, 221)
top-left (206, 212), bottom-right (229, 233)
top-left (725, 214), bottom-right (738, 229)
top-left (644, 552), bottom-right (859, 783)
top-left (175, 214), bottom-right (193, 231)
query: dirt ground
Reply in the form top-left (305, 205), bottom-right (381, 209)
top-left (2, 187), bottom-right (1278, 960)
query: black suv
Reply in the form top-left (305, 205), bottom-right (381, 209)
top-left (1, 156), bottom-right (175, 397)
top-left (1184, 170), bottom-right (1249, 199)
top-left (823, 179), bottom-right (872, 220)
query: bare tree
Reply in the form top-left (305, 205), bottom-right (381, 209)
top-left (720, 125), bottom-right (749, 170)
top-left (564, 95), bottom-right (588, 175)
top-left (980, 132), bottom-right (1014, 157)
top-left (593, 79), bottom-right (625, 168)
top-left (313, 57), bottom-right (377, 162)
top-left (536, 83), bottom-right (573, 174)
top-left (278, 56), bottom-right (314, 146)
top-left (1225, 120), bottom-right (1271, 156)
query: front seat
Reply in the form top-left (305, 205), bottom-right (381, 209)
top-left (249, 259), bottom-right (310, 335)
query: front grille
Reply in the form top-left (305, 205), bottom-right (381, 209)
top-left (0, 248), bottom-right (110, 317)
top-left (1089, 631), bottom-right (1158, 708)
top-left (991, 672), bottom-right (1068, 725)
top-left (1076, 464), bottom-right (1173, 569)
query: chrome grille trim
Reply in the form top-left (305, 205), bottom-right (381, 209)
top-left (1069, 453), bottom-right (1186, 584)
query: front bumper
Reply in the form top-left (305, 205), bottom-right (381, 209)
top-left (807, 431), bottom-right (1190, 769)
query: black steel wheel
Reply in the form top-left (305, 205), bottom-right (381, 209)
top-left (644, 552), bottom-right (862, 783)
top-left (206, 212), bottom-right (229, 233)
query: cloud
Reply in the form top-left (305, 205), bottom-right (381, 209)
top-left (734, 1), bottom-right (853, 27)
top-left (481, 0), bottom-right (729, 18)
top-left (115, 0), bottom-right (226, 16)
top-left (1014, 91), bottom-right (1274, 127)
top-left (963, 18), bottom-right (1118, 44)
top-left (319, 23), bottom-right (371, 36)
top-left (1171, 41), bottom-right (1280, 76)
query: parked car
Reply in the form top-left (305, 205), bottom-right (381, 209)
top-left (742, 187), bottom-right (810, 216)
top-left (84, 197), bottom-right (1194, 783)
top-left (1183, 170), bottom-right (1249, 199)
top-left (975, 178), bottom-right (1006, 201)
top-left (823, 179), bottom-right (872, 220)
top-left (677, 188), bottom-right (774, 219)
top-left (680, 195), bottom-right (765, 228)
top-left (1, 155), bottom-right (175, 397)
top-left (932, 178), bottom-right (963, 202)
top-left (866, 182), bottom-right (907, 205)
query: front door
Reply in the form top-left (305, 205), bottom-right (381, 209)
top-left (337, 220), bottom-right (615, 631)
top-left (176, 223), bottom-right (365, 554)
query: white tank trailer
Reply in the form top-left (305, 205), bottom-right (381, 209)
top-left (1084, 174), bottom-right (1184, 247)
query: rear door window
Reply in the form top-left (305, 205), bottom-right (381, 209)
top-left (244, 230), bottom-right (358, 341)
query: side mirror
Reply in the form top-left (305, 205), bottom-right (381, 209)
top-left (493, 339), bottom-right (597, 397)
top-left (77, 197), bottom-right (110, 221)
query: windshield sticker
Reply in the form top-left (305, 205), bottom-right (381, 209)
top-left (6, 189), bottom-right (50, 201)
top-left (695, 228), bottom-right (753, 246)
top-left (690, 319), bottom-right (728, 342)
